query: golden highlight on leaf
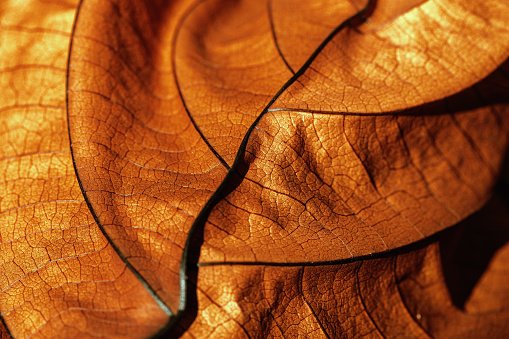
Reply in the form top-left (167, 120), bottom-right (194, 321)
top-left (0, 0), bottom-right (508, 338)
top-left (0, 0), bottom-right (168, 338)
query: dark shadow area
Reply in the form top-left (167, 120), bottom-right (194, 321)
top-left (169, 265), bottom-right (198, 339)
top-left (162, 164), bottom-right (250, 338)
top-left (440, 150), bottom-right (509, 310)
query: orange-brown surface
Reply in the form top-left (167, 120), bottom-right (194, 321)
top-left (0, 0), bottom-right (508, 338)
top-left (179, 194), bottom-right (509, 338)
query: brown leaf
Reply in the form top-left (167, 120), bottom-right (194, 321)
top-left (0, 0), bottom-right (508, 338)
top-left (178, 193), bottom-right (509, 338)
top-left (0, 0), bottom-right (168, 338)
top-left (198, 0), bottom-right (509, 263)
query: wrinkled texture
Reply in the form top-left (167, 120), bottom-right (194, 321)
top-left (0, 0), bottom-right (168, 338)
top-left (0, 0), bottom-right (508, 338)
top-left (178, 193), bottom-right (509, 338)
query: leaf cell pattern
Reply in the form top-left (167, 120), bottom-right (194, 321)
top-left (0, 0), bottom-right (508, 338)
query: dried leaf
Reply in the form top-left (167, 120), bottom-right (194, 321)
top-left (178, 193), bottom-right (509, 338)
top-left (0, 1), bottom-right (168, 338)
top-left (0, 0), bottom-right (508, 338)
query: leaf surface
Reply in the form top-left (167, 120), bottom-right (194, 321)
top-left (197, 0), bottom-right (509, 263)
top-left (0, 0), bottom-right (168, 338)
top-left (0, 0), bottom-right (508, 338)
top-left (179, 193), bottom-right (509, 338)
